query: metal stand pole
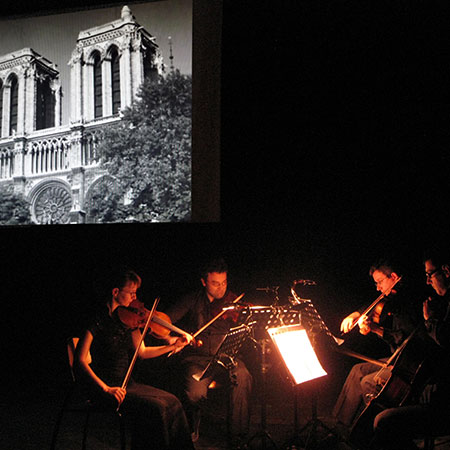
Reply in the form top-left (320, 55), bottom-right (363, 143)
top-left (245, 339), bottom-right (278, 450)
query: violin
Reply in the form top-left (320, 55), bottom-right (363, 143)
top-left (116, 299), bottom-right (196, 343)
top-left (343, 276), bottom-right (402, 334)
top-left (370, 298), bottom-right (387, 324)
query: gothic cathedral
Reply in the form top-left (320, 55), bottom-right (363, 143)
top-left (0, 5), bottom-right (163, 224)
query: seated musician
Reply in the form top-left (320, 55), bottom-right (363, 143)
top-left (370, 247), bottom-right (450, 450)
top-left (73, 267), bottom-right (194, 450)
top-left (162, 257), bottom-right (253, 448)
top-left (332, 257), bottom-right (424, 437)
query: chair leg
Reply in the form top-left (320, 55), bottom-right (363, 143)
top-left (424, 435), bottom-right (435, 450)
top-left (82, 409), bottom-right (91, 450)
top-left (118, 412), bottom-right (127, 450)
top-left (50, 388), bottom-right (73, 450)
top-left (49, 406), bottom-right (65, 450)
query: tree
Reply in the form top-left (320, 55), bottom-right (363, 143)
top-left (0, 187), bottom-right (32, 225)
top-left (94, 70), bottom-right (192, 223)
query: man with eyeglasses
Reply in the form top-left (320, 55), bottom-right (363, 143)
top-left (158, 257), bottom-right (253, 448)
top-left (369, 248), bottom-right (450, 449)
top-left (331, 258), bottom-right (423, 441)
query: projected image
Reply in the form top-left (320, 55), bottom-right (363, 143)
top-left (0, 0), bottom-right (192, 224)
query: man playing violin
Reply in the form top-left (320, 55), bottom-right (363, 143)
top-left (332, 258), bottom-right (423, 437)
top-left (370, 247), bottom-right (450, 450)
top-left (162, 257), bottom-right (253, 448)
top-left (73, 267), bottom-right (194, 450)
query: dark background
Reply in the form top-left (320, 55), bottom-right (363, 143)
top-left (1, 0), bottom-right (449, 402)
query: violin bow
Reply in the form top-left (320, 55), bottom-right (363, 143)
top-left (193, 293), bottom-right (245, 339)
top-left (118, 297), bottom-right (159, 410)
top-left (166, 293), bottom-right (245, 358)
top-left (346, 276), bottom-right (402, 334)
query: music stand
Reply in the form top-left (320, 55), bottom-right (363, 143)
top-left (192, 322), bottom-right (254, 449)
top-left (282, 299), bottom-right (342, 449)
top-left (239, 305), bottom-right (301, 341)
top-left (193, 322), bottom-right (255, 382)
top-left (241, 306), bottom-right (301, 450)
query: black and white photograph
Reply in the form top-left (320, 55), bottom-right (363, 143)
top-left (1, 1), bottom-right (450, 450)
top-left (0, 0), bottom-right (192, 224)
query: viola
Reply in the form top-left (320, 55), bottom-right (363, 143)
top-left (116, 299), bottom-right (195, 343)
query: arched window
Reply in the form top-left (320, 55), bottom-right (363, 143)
top-left (143, 50), bottom-right (157, 82)
top-left (9, 75), bottom-right (18, 135)
top-left (36, 77), bottom-right (55, 130)
top-left (110, 48), bottom-right (121, 115)
top-left (93, 52), bottom-right (103, 118)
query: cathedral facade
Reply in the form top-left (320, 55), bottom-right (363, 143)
top-left (0, 6), bottom-right (163, 224)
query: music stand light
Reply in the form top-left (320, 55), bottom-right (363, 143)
top-left (267, 324), bottom-right (327, 385)
top-left (268, 324), bottom-right (329, 450)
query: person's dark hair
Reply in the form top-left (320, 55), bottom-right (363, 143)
top-left (422, 247), bottom-right (449, 268)
top-left (199, 257), bottom-right (228, 280)
top-left (369, 257), bottom-right (403, 278)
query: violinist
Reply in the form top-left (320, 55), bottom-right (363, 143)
top-left (162, 257), bottom-right (253, 448)
top-left (73, 267), bottom-right (194, 450)
top-left (370, 247), bottom-right (450, 450)
top-left (331, 258), bottom-right (423, 438)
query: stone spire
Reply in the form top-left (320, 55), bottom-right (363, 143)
top-left (121, 5), bottom-right (133, 21)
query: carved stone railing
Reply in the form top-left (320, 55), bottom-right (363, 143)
top-left (29, 134), bottom-right (70, 175)
top-left (0, 117), bottom-right (120, 180)
top-left (0, 144), bottom-right (14, 179)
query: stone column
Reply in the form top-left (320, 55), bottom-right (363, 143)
top-left (69, 46), bottom-right (83, 123)
top-left (54, 83), bottom-right (62, 127)
top-left (120, 36), bottom-right (132, 109)
top-left (69, 166), bottom-right (86, 223)
top-left (69, 126), bottom-right (83, 168)
top-left (131, 37), bottom-right (144, 97)
top-left (1, 85), bottom-right (10, 138)
top-left (102, 55), bottom-right (112, 117)
top-left (16, 68), bottom-right (27, 136)
top-left (23, 64), bottom-right (37, 134)
top-left (12, 136), bottom-right (26, 176)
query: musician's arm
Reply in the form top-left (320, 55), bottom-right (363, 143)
top-left (425, 303), bottom-right (450, 350)
top-left (74, 330), bottom-right (126, 405)
top-left (340, 311), bottom-right (361, 333)
top-left (133, 329), bottom-right (188, 358)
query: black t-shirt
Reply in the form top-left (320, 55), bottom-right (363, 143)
top-left (87, 306), bottom-right (134, 386)
top-left (165, 289), bottom-right (238, 356)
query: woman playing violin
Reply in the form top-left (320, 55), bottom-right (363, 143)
top-left (332, 258), bottom-right (424, 437)
top-left (73, 267), bottom-right (194, 450)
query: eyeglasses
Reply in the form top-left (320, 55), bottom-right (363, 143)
top-left (374, 276), bottom-right (389, 287)
top-left (425, 268), bottom-right (441, 280)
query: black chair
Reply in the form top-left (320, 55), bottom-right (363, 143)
top-left (50, 337), bottom-right (126, 450)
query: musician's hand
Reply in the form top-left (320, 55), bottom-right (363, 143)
top-left (166, 335), bottom-right (179, 345)
top-left (183, 333), bottom-right (194, 344)
top-left (172, 336), bottom-right (190, 353)
top-left (340, 311), bottom-right (361, 333)
top-left (423, 297), bottom-right (432, 321)
top-left (105, 386), bottom-right (126, 406)
top-left (357, 315), bottom-right (372, 335)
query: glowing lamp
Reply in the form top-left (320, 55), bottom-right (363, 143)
top-left (267, 324), bottom-right (327, 385)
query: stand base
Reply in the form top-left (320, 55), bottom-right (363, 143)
top-left (283, 417), bottom-right (338, 450)
top-left (245, 430), bottom-right (278, 450)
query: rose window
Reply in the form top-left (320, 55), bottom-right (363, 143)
top-left (34, 185), bottom-right (72, 224)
